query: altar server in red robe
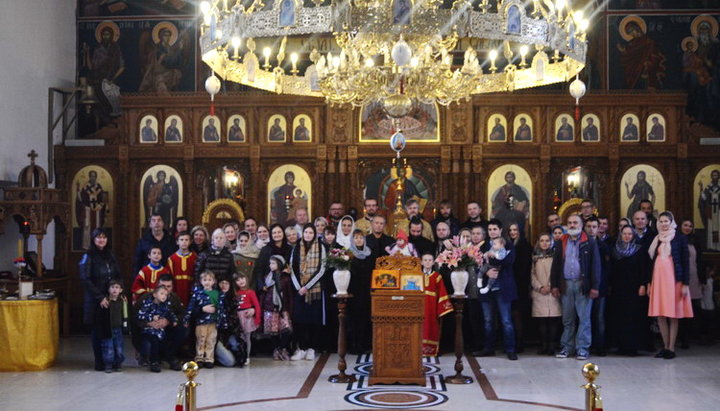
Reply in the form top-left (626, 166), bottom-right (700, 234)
top-left (421, 253), bottom-right (453, 356)
top-left (167, 232), bottom-right (197, 306)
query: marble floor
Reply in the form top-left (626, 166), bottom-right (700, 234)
top-left (1, 337), bottom-right (719, 410)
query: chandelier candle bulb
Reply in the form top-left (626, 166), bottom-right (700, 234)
top-left (290, 53), bottom-right (299, 75)
top-left (263, 47), bottom-right (272, 70)
top-left (200, 1), bottom-right (211, 15)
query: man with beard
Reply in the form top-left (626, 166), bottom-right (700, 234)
top-left (431, 199), bottom-right (461, 236)
top-left (355, 198), bottom-right (380, 235)
top-left (409, 217), bottom-right (435, 257)
top-left (83, 26), bottom-right (125, 124)
top-left (394, 199), bottom-right (434, 241)
top-left (365, 215), bottom-right (395, 263)
top-left (551, 214), bottom-right (600, 361)
top-left (327, 201), bottom-right (344, 229)
top-left (639, 199), bottom-right (657, 232)
top-left (461, 201), bottom-right (487, 231)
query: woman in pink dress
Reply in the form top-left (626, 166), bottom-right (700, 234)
top-left (648, 211), bottom-right (693, 359)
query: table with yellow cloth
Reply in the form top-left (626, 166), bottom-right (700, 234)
top-left (0, 298), bottom-right (58, 371)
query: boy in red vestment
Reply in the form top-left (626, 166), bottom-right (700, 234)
top-left (420, 253), bottom-right (453, 356)
top-left (132, 246), bottom-right (170, 303)
top-left (167, 232), bottom-right (197, 306)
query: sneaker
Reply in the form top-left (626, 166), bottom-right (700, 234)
top-left (576, 353), bottom-right (589, 361)
top-left (290, 349), bottom-right (306, 361)
top-left (280, 349), bottom-right (291, 361)
top-left (273, 349), bottom-right (281, 361)
top-left (244, 358), bottom-right (250, 365)
top-left (112, 367), bottom-right (122, 373)
top-left (105, 367), bottom-right (113, 373)
top-left (305, 348), bottom-right (315, 361)
top-left (507, 352), bottom-right (518, 361)
top-left (150, 363), bottom-right (161, 373)
top-left (555, 350), bottom-right (569, 358)
top-left (204, 362), bottom-right (214, 369)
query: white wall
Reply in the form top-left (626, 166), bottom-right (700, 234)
top-left (0, 1), bottom-right (76, 271)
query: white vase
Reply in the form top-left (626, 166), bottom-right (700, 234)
top-left (450, 269), bottom-right (469, 297)
top-left (333, 269), bottom-right (351, 295)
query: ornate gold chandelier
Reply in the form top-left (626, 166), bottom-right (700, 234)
top-left (199, 0), bottom-right (589, 108)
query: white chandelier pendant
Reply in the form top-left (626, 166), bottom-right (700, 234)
top-left (198, 0), bottom-right (590, 107)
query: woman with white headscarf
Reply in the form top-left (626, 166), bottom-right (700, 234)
top-left (647, 211), bottom-right (693, 360)
top-left (336, 215), bottom-right (355, 249)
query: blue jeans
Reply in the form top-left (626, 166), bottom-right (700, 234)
top-left (481, 290), bottom-right (516, 353)
top-left (561, 280), bottom-right (593, 356)
top-left (591, 296), bottom-right (606, 350)
top-left (100, 328), bottom-right (125, 369)
top-left (215, 340), bottom-right (235, 367)
top-left (141, 333), bottom-right (161, 363)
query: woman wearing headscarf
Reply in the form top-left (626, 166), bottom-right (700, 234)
top-left (233, 231), bottom-right (261, 290)
top-left (530, 233), bottom-right (560, 355)
top-left (336, 215), bottom-right (356, 249)
top-left (289, 224), bottom-right (327, 361)
top-left (610, 225), bottom-right (650, 356)
top-left (347, 229), bottom-right (374, 354)
top-left (648, 211), bottom-right (693, 359)
top-left (79, 228), bottom-right (123, 371)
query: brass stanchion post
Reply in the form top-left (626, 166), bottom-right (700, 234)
top-left (581, 362), bottom-right (600, 411)
top-left (329, 293), bottom-right (356, 383)
top-left (444, 295), bottom-right (473, 384)
top-left (182, 361), bottom-right (200, 411)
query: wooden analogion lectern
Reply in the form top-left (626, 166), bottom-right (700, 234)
top-left (369, 254), bottom-right (425, 385)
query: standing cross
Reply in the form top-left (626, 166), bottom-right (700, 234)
top-left (27, 150), bottom-right (38, 164)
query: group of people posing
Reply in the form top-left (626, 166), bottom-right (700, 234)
top-left (79, 196), bottom-right (716, 374)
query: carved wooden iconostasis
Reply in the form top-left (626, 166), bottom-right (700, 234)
top-left (54, 90), bottom-right (720, 331)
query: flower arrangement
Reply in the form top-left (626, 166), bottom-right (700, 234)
top-left (13, 257), bottom-right (26, 268)
top-left (324, 248), bottom-right (354, 270)
top-left (435, 236), bottom-right (483, 270)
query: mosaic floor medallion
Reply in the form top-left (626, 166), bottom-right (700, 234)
top-left (344, 390), bottom-right (449, 409)
top-left (344, 354), bottom-right (448, 408)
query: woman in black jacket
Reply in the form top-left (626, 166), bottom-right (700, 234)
top-left (79, 228), bottom-right (122, 371)
top-left (253, 224), bottom-right (293, 293)
top-left (195, 228), bottom-right (236, 283)
top-left (610, 226), bottom-right (650, 356)
top-left (509, 223), bottom-right (532, 352)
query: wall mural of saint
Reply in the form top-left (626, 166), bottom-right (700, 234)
top-left (227, 115), bottom-right (246, 142)
top-left (488, 165), bottom-right (532, 234)
top-left (695, 165), bottom-right (720, 251)
top-left (620, 164), bottom-right (665, 220)
top-left (164, 115), bottom-right (183, 142)
top-left (140, 165), bottom-right (182, 232)
top-left (364, 166), bottom-right (434, 219)
top-left (72, 165), bottom-right (113, 251)
top-left (138, 21), bottom-right (192, 94)
top-left (267, 165), bottom-right (312, 225)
